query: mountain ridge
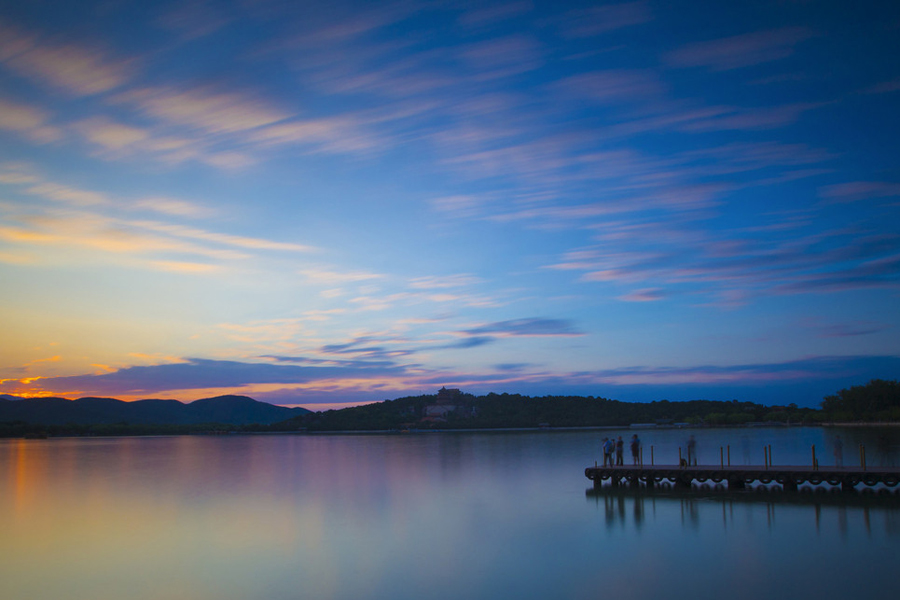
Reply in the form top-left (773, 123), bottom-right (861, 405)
top-left (0, 394), bottom-right (310, 426)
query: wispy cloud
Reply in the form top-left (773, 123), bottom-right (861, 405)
top-left (133, 197), bottom-right (212, 218)
top-left (458, 35), bottom-right (544, 80)
top-left (73, 117), bottom-right (150, 151)
top-left (546, 220), bottom-right (900, 304)
top-left (0, 20), bottom-right (132, 95)
top-left (556, 69), bottom-right (663, 104)
top-left (408, 274), bottom-right (482, 289)
top-left (862, 78), bottom-right (900, 95)
top-left (156, 0), bottom-right (232, 40)
top-left (557, 2), bottom-right (651, 38)
top-left (111, 85), bottom-right (290, 135)
top-left (459, 2), bottom-right (533, 28)
top-left (0, 173), bottom-right (317, 270)
top-left (299, 267), bottom-right (383, 285)
top-left (819, 181), bottom-right (900, 203)
top-left (463, 318), bottom-right (583, 337)
top-left (25, 182), bottom-right (110, 206)
top-left (25, 357), bottom-right (411, 396)
top-left (0, 96), bottom-right (61, 143)
top-left (666, 27), bottom-right (813, 71)
top-left (618, 288), bottom-right (666, 302)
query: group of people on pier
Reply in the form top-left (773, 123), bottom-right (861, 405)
top-left (601, 434), bottom-right (642, 466)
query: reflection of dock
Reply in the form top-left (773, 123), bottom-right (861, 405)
top-left (585, 464), bottom-right (900, 491)
top-left (585, 481), bottom-right (900, 535)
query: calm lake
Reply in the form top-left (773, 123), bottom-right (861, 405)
top-left (2, 426), bottom-right (899, 600)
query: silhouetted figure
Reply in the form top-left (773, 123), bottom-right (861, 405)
top-left (687, 435), bottom-right (697, 466)
top-left (833, 435), bottom-right (844, 467)
top-left (615, 436), bottom-right (624, 466)
top-left (630, 434), bottom-right (641, 465)
top-left (602, 437), bottom-right (614, 466)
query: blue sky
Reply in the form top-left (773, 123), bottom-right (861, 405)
top-left (1, 0), bottom-right (898, 409)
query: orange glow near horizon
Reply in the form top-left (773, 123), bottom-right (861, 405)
top-left (293, 401), bottom-right (380, 412)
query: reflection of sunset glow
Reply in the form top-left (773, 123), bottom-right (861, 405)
top-left (11, 440), bottom-right (40, 516)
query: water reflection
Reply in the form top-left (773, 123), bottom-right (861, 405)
top-left (3, 430), bottom-right (900, 600)
top-left (586, 482), bottom-right (900, 536)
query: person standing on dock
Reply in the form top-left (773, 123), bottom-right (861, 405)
top-left (687, 435), bottom-right (697, 466)
top-left (603, 437), bottom-right (615, 466)
top-left (630, 434), bottom-right (641, 465)
top-left (615, 436), bottom-right (624, 466)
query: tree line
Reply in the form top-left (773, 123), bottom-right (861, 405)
top-left (2, 379), bottom-right (898, 437)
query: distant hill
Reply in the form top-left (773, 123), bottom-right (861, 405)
top-left (0, 394), bottom-right (24, 401)
top-left (284, 391), bottom-right (823, 432)
top-left (0, 395), bottom-right (310, 426)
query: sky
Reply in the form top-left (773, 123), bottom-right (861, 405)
top-left (1, 0), bottom-right (899, 410)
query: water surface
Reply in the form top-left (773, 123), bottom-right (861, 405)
top-left (2, 427), bottom-right (898, 600)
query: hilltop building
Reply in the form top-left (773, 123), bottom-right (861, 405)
top-left (422, 387), bottom-right (472, 422)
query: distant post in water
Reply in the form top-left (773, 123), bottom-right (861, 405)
top-left (727, 445), bottom-right (731, 466)
top-left (812, 444), bottom-right (817, 471)
top-left (768, 444), bottom-right (773, 466)
top-left (764, 446), bottom-right (768, 470)
top-left (651, 445), bottom-right (654, 466)
top-left (860, 444), bottom-right (866, 471)
top-left (720, 446), bottom-right (724, 468)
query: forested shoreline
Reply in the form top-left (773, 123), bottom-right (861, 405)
top-left (2, 379), bottom-right (898, 438)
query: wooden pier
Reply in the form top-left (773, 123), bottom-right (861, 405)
top-left (585, 464), bottom-right (900, 491)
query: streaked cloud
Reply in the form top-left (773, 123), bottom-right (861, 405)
top-left (299, 267), bottom-right (384, 285)
top-left (819, 181), bottom-right (900, 203)
top-left (24, 357), bottom-right (411, 396)
top-left (133, 197), bottom-right (212, 218)
top-left (73, 117), bottom-right (150, 151)
top-left (459, 2), bottom-right (533, 28)
top-left (111, 85), bottom-right (290, 135)
top-left (557, 2), bottom-right (651, 38)
top-left (0, 20), bottom-right (132, 95)
top-left (458, 35), bottom-right (543, 79)
top-left (556, 69), bottom-right (663, 104)
top-left (0, 96), bottom-right (61, 143)
top-left (666, 27), bottom-right (813, 71)
top-left (133, 221), bottom-right (316, 253)
top-left (25, 182), bottom-right (110, 206)
top-left (463, 318), bottom-right (583, 337)
top-left (156, 0), bottom-right (232, 40)
top-left (618, 288), bottom-right (666, 302)
top-left (408, 274), bottom-right (482, 289)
